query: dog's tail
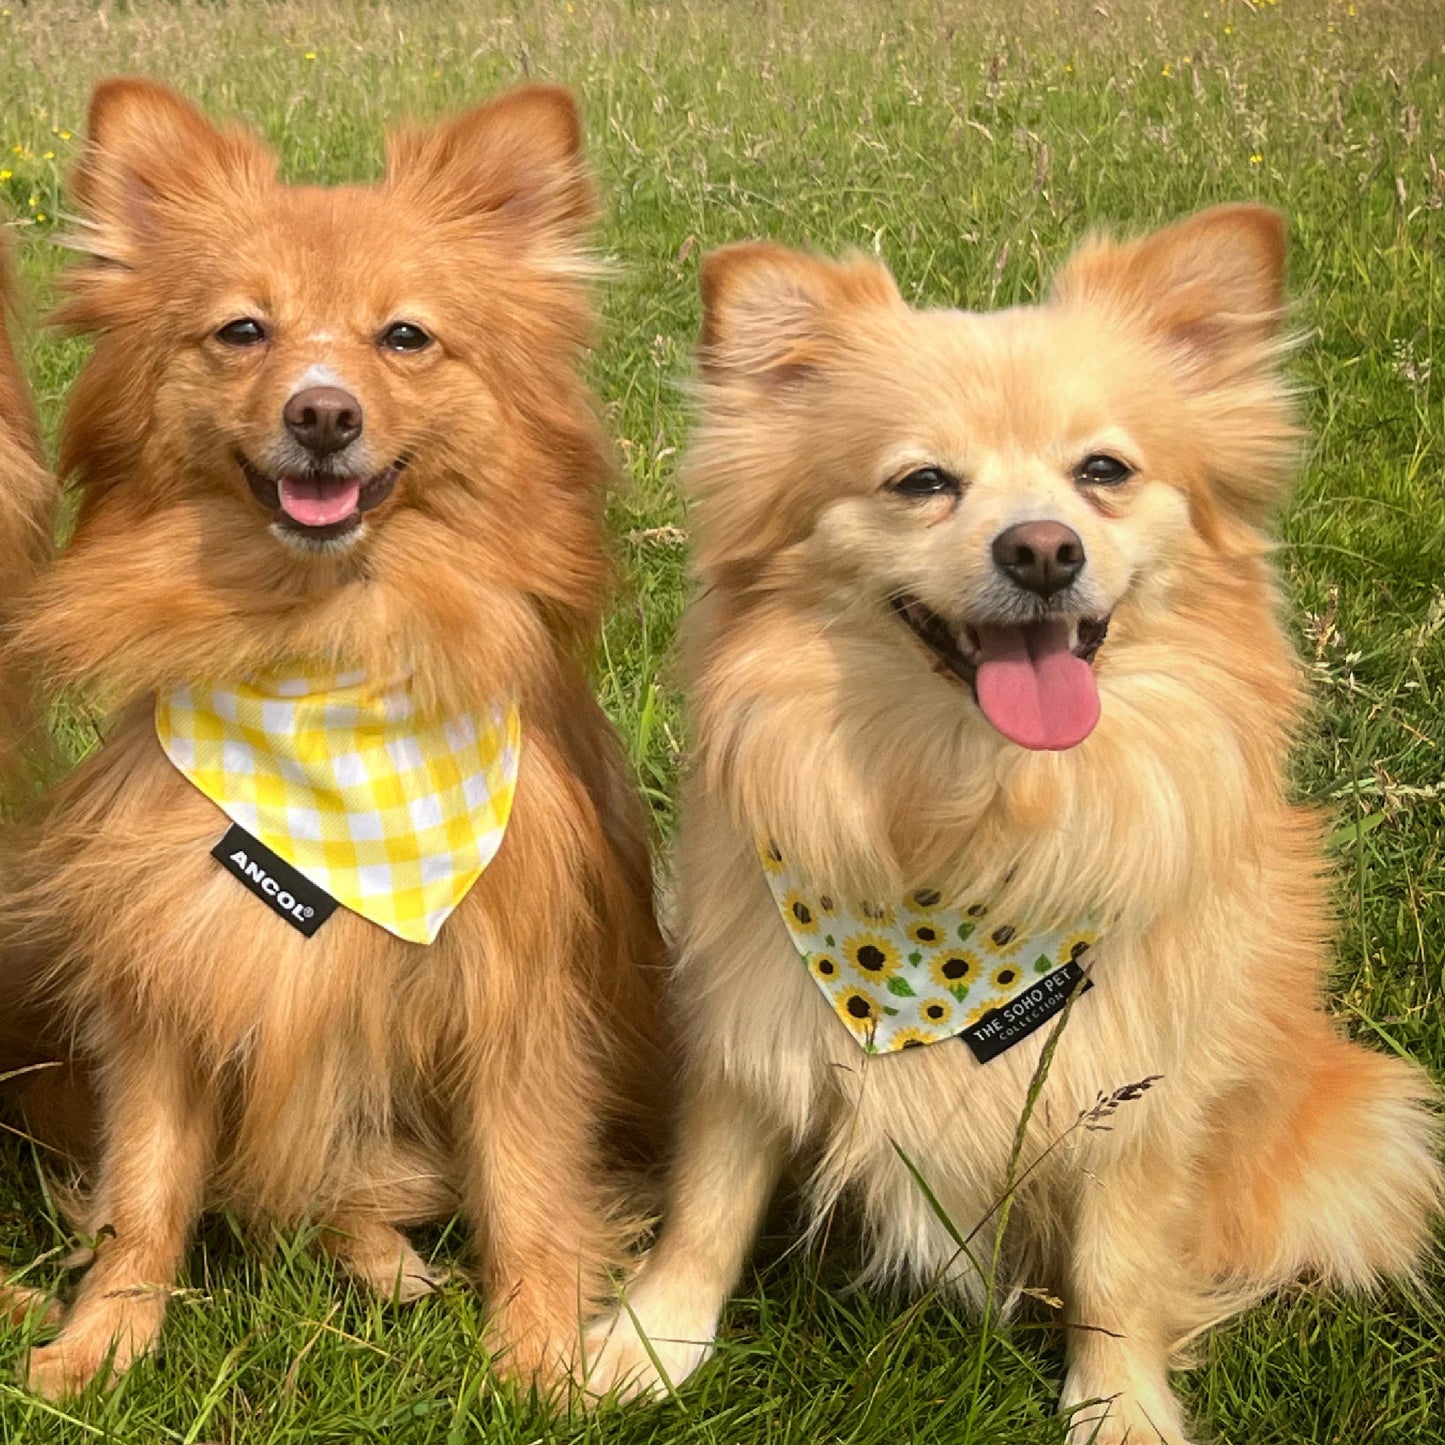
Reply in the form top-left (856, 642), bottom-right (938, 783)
top-left (1189, 1016), bottom-right (1441, 1311)
top-left (0, 230), bottom-right (56, 788)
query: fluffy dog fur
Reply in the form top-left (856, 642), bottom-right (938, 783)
top-left (0, 230), bottom-right (62, 1329)
top-left (580, 207), bottom-right (1442, 1442)
top-left (0, 79), bottom-right (667, 1398)
top-left (0, 233), bottom-right (55, 776)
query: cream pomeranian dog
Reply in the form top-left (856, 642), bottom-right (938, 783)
top-left (579, 206), bottom-right (1441, 1443)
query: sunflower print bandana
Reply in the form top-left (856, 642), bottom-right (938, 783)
top-left (157, 669), bottom-right (520, 945)
top-left (759, 838), bottom-right (1099, 1055)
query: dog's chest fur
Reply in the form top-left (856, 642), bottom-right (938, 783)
top-left (680, 792), bottom-right (1265, 1295)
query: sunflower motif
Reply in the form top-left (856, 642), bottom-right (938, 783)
top-left (906, 918), bottom-right (947, 948)
top-left (759, 837), bottom-right (786, 874)
top-left (809, 951), bottom-right (843, 985)
top-left (906, 886), bottom-right (945, 913)
top-left (815, 891), bottom-right (840, 918)
top-left (929, 948), bottom-right (981, 990)
top-left (917, 995), bottom-right (953, 1029)
top-left (1057, 931), bottom-right (1097, 968)
top-left (842, 931), bottom-right (902, 979)
top-left (965, 995), bottom-right (1006, 1028)
top-left (780, 890), bottom-right (820, 934)
top-left (985, 921), bottom-right (1025, 959)
top-left (990, 961), bottom-right (1024, 992)
top-left (855, 899), bottom-right (896, 928)
top-left (835, 988), bottom-right (881, 1037)
top-left (890, 1027), bottom-right (932, 1049)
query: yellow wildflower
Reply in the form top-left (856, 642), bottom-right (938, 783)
top-left (1249, 153), bottom-right (1263, 165)
top-left (42, 150), bottom-right (53, 160)
top-left (304, 50), bottom-right (316, 60)
top-left (0, 170), bottom-right (10, 181)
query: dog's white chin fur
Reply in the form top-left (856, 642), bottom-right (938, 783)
top-left (270, 517), bottom-right (366, 556)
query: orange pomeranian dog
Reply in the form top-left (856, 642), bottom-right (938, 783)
top-left (0, 233), bottom-right (55, 772)
top-left (580, 207), bottom-right (1441, 1442)
top-left (0, 229), bottom-right (58, 1121)
top-left (0, 78), bottom-right (667, 1398)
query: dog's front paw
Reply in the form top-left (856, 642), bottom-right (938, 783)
top-left (22, 1330), bottom-right (129, 1400)
top-left (579, 1300), bottom-right (716, 1403)
top-left (20, 1289), bottom-right (166, 1400)
top-left (1061, 1373), bottom-right (1193, 1445)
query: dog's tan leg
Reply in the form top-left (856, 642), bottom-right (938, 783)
top-left (579, 1072), bottom-right (786, 1401)
top-left (457, 1039), bottom-right (620, 1391)
top-left (1058, 1153), bottom-right (1194, 1445)
top-left (22, 1036), bottom-right (214, 1399)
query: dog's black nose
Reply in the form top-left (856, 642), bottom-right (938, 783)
top-left (991, 521), bottom-right (1085, 597)
top-left (283, 386), bottom-right (363, 457)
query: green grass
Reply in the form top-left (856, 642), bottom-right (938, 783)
top-left (1, 0), bottom-right (1442, 1440)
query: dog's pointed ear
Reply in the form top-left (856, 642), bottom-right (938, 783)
top-left (71, 78), bottom-right (275, 266)
top-left (386, 84), bottom-right (595, 244)
top-left (698, 243), bottom-right (901, 388)
top-left (1055, 205), bottom-right (1297, 528)
top-left (1050, 204), bottom-right (1287, 378)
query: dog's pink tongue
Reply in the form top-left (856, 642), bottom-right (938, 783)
top-left (974, 620), bottom-right (1100, 751)
top-left (278, 476), bottom-right (361, 528)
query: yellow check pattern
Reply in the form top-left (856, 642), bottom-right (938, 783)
top-left (157, 669), bottom-right (520, 945)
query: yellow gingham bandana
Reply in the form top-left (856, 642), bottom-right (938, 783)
top-left (759, 839), bottom-right (1099, 1056)
top-left (157, 670), bottom-right (520, 944)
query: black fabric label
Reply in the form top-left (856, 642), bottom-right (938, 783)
top-left (960, 958), bottom-right (1093, 1064)
top-left (210, 823), bottom-right (338, 937)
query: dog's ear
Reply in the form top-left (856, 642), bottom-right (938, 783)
top-left (699, 244), bottom-right (901, 388)
top-left (70, 78), bottom-right (275, 266)
top-left (387, 84), bottom-right (595, 246)
top-left (1051, 204), bottom-right (1287, 379)
top-left (1053, 205), bottom-right (1297, 527)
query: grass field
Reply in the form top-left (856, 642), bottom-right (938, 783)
top-left (0, 0), bottom-right (1441, 1440)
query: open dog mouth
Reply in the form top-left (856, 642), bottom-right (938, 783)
top-left (890, 595), bottom-right (1110, 752)
top-left (239, 455), bottom-right (406, 544)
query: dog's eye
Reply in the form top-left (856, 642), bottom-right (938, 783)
top-left (215, 318), bottom-right (267, 347)
top-left (890, 466), bottom-right (960, 499)
top-left (1075, 454), bottom-right (1134, 487)
top-left (380, 322), bottom-right (432, 353)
